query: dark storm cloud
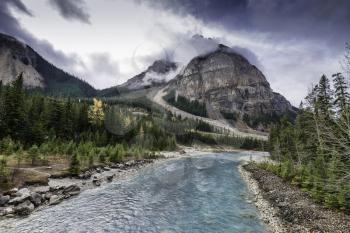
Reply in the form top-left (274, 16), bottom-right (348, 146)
top-left (138, 0), bottom-right (350, 49)
top-left (48, 0), bottom-right (91, 24)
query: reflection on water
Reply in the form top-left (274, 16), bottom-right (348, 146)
top-left (1, 153), bottom-right (269, 233)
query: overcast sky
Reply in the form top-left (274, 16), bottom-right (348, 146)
top-left (1, 0), bottom-right (349, 106)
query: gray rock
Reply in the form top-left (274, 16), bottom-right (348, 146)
top-left (168, 45), bottom-right (296, 130)
top-left (106, 174), bottom-right (115, 182)
top-left (4, 188), bottom-right (18, 197)
top-left (44, 192), bottom-right (52, 200)
top-left (15, 188), bottom-right (30, 197)
top-left (14, 200), bottom-right (34, 216)
top-left (96, 168), bottom-right (102, 173)
top-left (78, 171), bottom-right (92, 179)
top-left (103, 167), bottom-right (111, 171)
top-left (111, 163), bottom-right (124, 169)
top-left (31, 186), bottom-right (50, 194)
top-left (8, 190), bottom-right (31, 205)
top-left (92, 177), bottom-right (101, 186)
top-left (0, 206), bottom-right (14, 216)
top-left (49, 195), bottom-right (62, 205)
top-left (63, 184), bottom-right (80, 196)
top-left (30, 192), bottom-right (43, 207)
top-left (49, 185), bottom-right (63, 192)
top-left (0, 195), bottom-right (10, 206)
top-left (126, 160), bottom-right (135, 166)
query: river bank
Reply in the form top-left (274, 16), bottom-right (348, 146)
top-left (0, 147), bottom-right (266, 219)
top-left (0, 158), bottom-right (160, 218)
top-left (240, 163), bottom-right (350, 233)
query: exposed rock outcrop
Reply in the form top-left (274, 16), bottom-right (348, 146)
top-left (0, 33), bottom-right (96, 96)
top-left (168, 45), bottom-right (296, 129)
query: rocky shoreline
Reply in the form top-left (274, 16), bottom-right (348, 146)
top-left (240, 163), bottom-right (350, 233)
top-left (0, 159), bottom-right (156, 218)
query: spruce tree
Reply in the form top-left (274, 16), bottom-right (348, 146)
top-left (332, 73), bottom-right (349, 114)
top-left (3, 74), bottom-right (26, 141)
top-left (316, 75), bottom-right (333, 117)
top-left (69, 152), bottom-right (81, 175)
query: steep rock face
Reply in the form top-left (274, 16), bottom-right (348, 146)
top-left (0, 33), bottom-right (96, 96)
top-left (170, 45), bottom-right (296, 125)
top-left (0, 35), bottom-right (44, 88)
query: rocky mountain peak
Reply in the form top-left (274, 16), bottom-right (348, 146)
top-left (118, 59), bottom-right (178, 91)
top-left (168, 45), bottom-right (296, 130)
top-left (0, 33), bottom-right (96, 96)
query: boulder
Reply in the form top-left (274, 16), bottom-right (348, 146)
top-left (49, 195), bottom-right (62, 205)
top-left (92, 176), bottom-right (101, 186)
top-left (31, 186), bottom-right (50, 194)
top-left (30, 192), bottom-right (43, 207)
top-left (14, 200), bottom-right (34, 216)
top-left (78, 171), bottom-right (92, 179)
top-left (103, 167), bottom-right (111, 171)
top-left (125, 160), bottom-right (135, 167)
top-left (4, 188), bottom-right (18, 197)
top-left (63, 184), bottom-right (80, 196)
top-left (111, 163), bottom-right (124, 169)
top-left (8, 190), bottom-right (31, 205)
top-left (49, 185), bottom-right (64, 192)
top-left (96, 168), bottom-right (102, 173)
top-left (0, 195), bottom-right (10, 206)
top-left (0, 206), bottom-right (14, 216)
top-left (44, 192), bottom-right (52, 200)
top-left (106, 174), bottom-right (115, 182)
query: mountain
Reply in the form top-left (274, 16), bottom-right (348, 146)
top-left (100, 60), bottom-right (177, 97)
top-left (166, 44), bottom-right (297, 130)
top-left (0, 33), bottom-right (96, 97)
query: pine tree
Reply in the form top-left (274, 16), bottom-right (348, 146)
top-left (316, 75), bottom-right (333, 117)
top-left (3, 74), bottom-right (26, 141)
top-left (332, 73), bottom-right (349, 114)
top-left (69, 152), bottom-right (81, 175)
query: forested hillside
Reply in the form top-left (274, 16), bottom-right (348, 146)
top-left (265, 70), bottom-right (350, 212)
top-left (0, 75), bottom-right (266, 189)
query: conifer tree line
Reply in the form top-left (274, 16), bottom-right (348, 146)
top-left (267, 71), bottom-right (350, 212)
top-left (0, 74), bottom-right (267, 187)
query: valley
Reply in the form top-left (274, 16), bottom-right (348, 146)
top-left (0, 1), bottom-right (349, 231)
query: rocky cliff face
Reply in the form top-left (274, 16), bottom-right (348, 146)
top-left (0, 34), bottom-right (44, 88)
top-left (169, 45), bottom-right (296, 128)
top-left (0, 33), bottom-right (96, 96)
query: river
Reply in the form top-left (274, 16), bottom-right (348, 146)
top-left (0, 152), bottom-right (269, 233)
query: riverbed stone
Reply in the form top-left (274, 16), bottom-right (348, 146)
top-left (30, 192), bottom-right (43, 207)
top-left (15, 188), bottom-right (30, 197)
top-left (14, 200), bottom-right (34, 216)
top-left (0, 206), bottom-right (14, 216)
top-left (8, 190), bottom-right (31, 205)
top-left (31, 186), bottom-right (50, 194)
top-left (44, 192), bottom-right (52, 200)
top-left (4, 188), bottom-right (18, 197)
top-left (49, 195), bottom-right (62, 205)
top-left (0, 195), bottom-right (10, 206)
top-left (63, 184), bottom-right (80, 196)
top-left (92, 176), bottom-right (101, 186)
top-left (106, 174), bottom-right (115, 182)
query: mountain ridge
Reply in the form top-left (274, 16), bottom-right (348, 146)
top-left (0, 33), bottom-right (96, 97)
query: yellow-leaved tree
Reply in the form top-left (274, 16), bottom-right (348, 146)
top-left (88, 98), bottom-right (105, 125)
